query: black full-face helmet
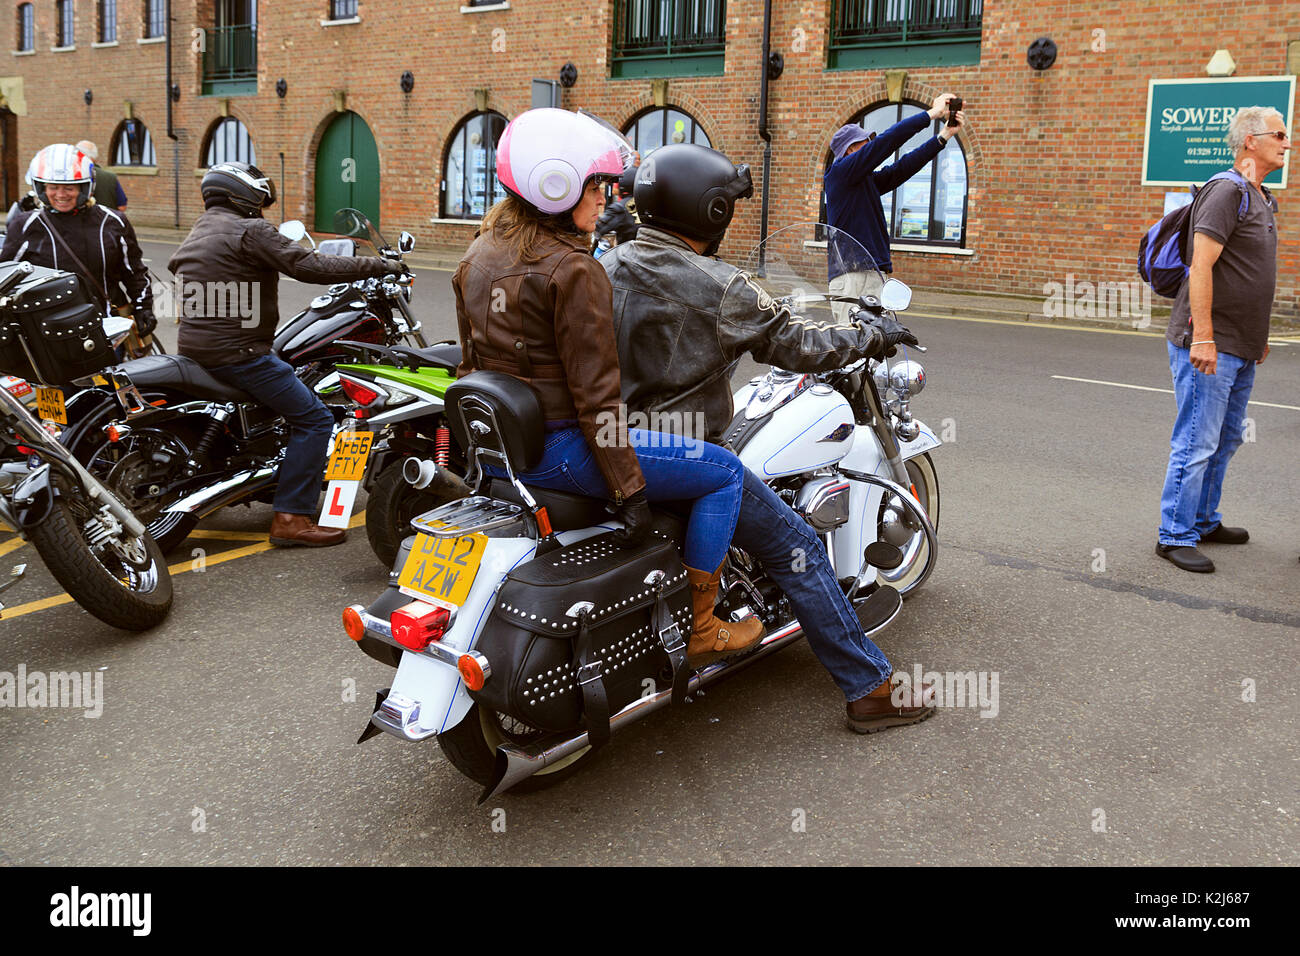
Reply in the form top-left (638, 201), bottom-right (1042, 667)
top-left (201, 161), bottom-right (277, 217)
top-left (632, 144), bottom-right (753, 254)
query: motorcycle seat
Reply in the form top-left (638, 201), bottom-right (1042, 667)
top-left (112, 354), bottom-right (254, 404)
top-left (408, 342), bottom-right (461, 372)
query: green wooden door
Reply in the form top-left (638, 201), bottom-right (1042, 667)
top-left (315, 111), bottom-right (381, 232)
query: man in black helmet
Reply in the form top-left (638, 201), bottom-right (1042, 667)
top-left (168, 161), bottom-right (396, 547)
top-left (601, 142), bottom-right (934, 734)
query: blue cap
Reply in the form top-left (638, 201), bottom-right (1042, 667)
top-left (831, 124), bottom-right (875, 162)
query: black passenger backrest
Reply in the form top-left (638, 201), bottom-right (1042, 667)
top-left (444, 370), bottom-right (545, 475)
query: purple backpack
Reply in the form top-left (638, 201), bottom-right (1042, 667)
top-left (1137, 169), bottom-right (1250, 298)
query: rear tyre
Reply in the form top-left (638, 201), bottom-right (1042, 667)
top-left (365, 460), bottom-right (462, 569)
top-left (436, 703), bottom-right (593, 793)
top-left (26, 489), bottom-right (173, 631)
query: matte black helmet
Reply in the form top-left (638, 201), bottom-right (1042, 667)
top-left (632, 144), bottom-right (752, 253)
top-left (201, 161), bottom-right (276, 217)
top-left (617, 165), bottom-right (637, 197)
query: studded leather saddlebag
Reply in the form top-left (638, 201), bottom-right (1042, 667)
top-left (470, 526), bottom-right (692, 749)
top-left (0, 264), bottom-right (111, 386)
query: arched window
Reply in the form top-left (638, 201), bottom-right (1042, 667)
top-left (111, 118), bottom-right (157, 166)
top-left (622, 106), bottom-right (711, 160)
top-left (441, 110), bottom-right (507, 220)
top-left (203, 117), bottom-right (256, 167)
top-left (820, 101), bottom-right (969, 247)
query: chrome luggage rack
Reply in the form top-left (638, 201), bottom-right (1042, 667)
top-left (410, 495), bottom-right (529, 538)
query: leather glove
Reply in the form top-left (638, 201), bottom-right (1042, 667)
top-left (133, 310), bottom-right (158, 336)
top-left (866, 313), bottom-right (919, 358)
top-left (613, 490), bottom-right (653, 549)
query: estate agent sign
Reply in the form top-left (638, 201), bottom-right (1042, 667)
top-left (1143, 76), bottom-right (1294, 188)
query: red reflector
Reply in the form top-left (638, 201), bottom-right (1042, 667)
top-left (340, 377), bottom-right (381, 406)
top-left (107, 425), bottom-right (122, 443)
top-left (390, 600), bottom-right (450, 651)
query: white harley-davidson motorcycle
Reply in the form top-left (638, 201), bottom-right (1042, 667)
top-left (342, 224), bottom-right (940, 800)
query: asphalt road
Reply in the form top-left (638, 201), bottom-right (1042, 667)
top-left (1, 240), bottom-right (1297, 865)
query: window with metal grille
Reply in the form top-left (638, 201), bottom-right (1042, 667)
top-left (819, 102), bottom-right (968, 247)
top-left (329, 0), bottom-right (357, 18)
top-left (203, 117), bottom-right (256, 167)
top-left (144, 0), bottom-right (165, 38)
top-left (56, 0), bottom-right (74, 46)
top-left (99, 0), bottom-right (116, 42)
top-left (612, 0), bottom-right (726, 77)
top-left (622, 106), bottom-right (712, 161)
top-left (16, 3), bottom-right (34, 50)
top-left (441, 111), bottom-right (506, 220)
top-left (111, 118), bottom-right (157, 166)
top-left (828, 0), bottom-right (982, 69)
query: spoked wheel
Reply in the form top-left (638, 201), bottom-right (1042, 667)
top-left (876, 452), bottom-right (940, 596)
top-left (436, 703), bottom-right (594, 793)
top-left (83, 427), bottom-right (199, 555)
top-left (26, 479), bottom-right (173, 631)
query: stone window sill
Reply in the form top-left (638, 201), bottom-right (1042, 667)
top-left (11, 49), bottom-right (35, 56)
top-left (51, 45), bottom-right (76, 53)
top-left (802, 240), bottom-right (975, 257)
top-left (92, 40), bottom-right (119, 48)
top-left (461, 2), bottom-right (510, 12)
top-left (138, 36), bottom-right (167, 45)
top-left (321, 17), bottom-right (360, 27)
top-left (429, 217), bottom-right (482, 225)
top-left (106, 166), bottom-right (159, 176)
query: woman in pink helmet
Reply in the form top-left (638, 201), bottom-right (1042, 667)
top-left (453, 108), bottom-right (761, 664)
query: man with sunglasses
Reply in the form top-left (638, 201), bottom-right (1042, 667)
top-left (1157, 106), bottom-right (1288, 572)
top-left (824, 93), bottom-right (964, 321)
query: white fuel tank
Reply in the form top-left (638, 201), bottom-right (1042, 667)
top-left (729, 376), bottom-right (856, 479)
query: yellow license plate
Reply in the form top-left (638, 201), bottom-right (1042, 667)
top-left (36, 387), bottom-right (67, 425)
top-left (325, 431), bottom-right (374, 482)
top-left (397, 528), bottom-right (489, 609)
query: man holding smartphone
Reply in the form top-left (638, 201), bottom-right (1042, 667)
top-left (824, 93), bottom-right (964, 320)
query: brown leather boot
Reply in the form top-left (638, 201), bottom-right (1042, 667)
top-left (846, 672), bottom-right (935, 734)
top-left (685, 562), bottom-right (764, 665)
top-left (269, 512), bottom-right (347, 548)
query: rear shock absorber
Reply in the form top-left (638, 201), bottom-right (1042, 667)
top-left (188, 405), bottom-right (234, 471)
top-left (434, 425), bottom-right (451, 469)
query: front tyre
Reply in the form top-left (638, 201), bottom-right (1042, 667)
top-left (877, 451), bottom-right (940, 596)
top-left (436, 703), bottom-right (593, 793)
top-left (26, 492), bottom-right (173, 631)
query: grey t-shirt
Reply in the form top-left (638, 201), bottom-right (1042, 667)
top-left (1167, 175), bottom-right (1277, 361)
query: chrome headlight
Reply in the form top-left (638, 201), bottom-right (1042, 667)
top-left (888, 360), bottom-right (926, 398)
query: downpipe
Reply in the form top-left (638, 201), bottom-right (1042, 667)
top-left (479, 618), bottom-right (805, 803)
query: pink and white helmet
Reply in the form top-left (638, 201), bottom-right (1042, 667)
top-left (26, 143), bottom-right (95, 210)
top-left (496, 108), bottom-right (632, 215)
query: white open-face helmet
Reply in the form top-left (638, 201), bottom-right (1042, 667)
top-left (26, 143), bottom-right (95, 210)
top-left (496, 108), bottom-right (632, 215)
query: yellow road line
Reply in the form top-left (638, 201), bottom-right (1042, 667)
top-left (0, 510), bottom-right (368, 621)
top-left (1051, 375), bottom-right (1300, 411)
top-left (0, 536), bottom-right (26, 559)
top-left (186, 529), bottom-right (271, 542)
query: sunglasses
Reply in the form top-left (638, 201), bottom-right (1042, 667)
top-left (1249, 130), bottom-right (1290, 142)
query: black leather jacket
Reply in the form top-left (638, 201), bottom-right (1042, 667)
top-left (0, 203), bottom-right (153, 321)
top-left (600, 227), bottom-right (881, 444)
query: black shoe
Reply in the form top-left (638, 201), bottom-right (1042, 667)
top-left (1156, 544), bottom-right (1215, 573)
top-left (1200, 522), bottom-right (1249, 544)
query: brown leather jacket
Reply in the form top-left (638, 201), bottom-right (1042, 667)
top-left (453, 227), bottom-right (646, 502)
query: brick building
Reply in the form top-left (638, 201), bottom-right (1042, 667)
top-left (2, 1), bottom-right (1298, 316)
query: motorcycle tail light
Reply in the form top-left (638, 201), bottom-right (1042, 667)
top-left (457, 654), bottom-right (486, 691)
top-left (390, 600), bottom-right (450, 651)
top-left (342, 604), bottom-right (366, 642)
top-left (340, 377), bottom-right (381, 407)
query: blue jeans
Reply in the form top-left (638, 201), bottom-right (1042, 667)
top-left (734, 470), bottom-right (891, 701)
top-left (504, 426), bottom-right (743, 572)
top-left (1158, 341), bottom-right (1256, 546)
top-left (208, 354), bottom-right (334, 516)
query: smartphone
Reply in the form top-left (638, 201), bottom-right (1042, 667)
top-left (947, 96), bottom-right (963, 127)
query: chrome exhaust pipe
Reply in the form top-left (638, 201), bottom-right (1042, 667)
top-left (403, 456), bottom-right (472, 500)
top-left (478, 619), bottom-right (805, 803)
top-left (162, 465), bottom-right (278, 518)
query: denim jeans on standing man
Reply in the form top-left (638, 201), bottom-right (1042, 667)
top-left (208, 353), bottom-right (334, 516)
top-left (1158, 341), bottom-right (1256, 546)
